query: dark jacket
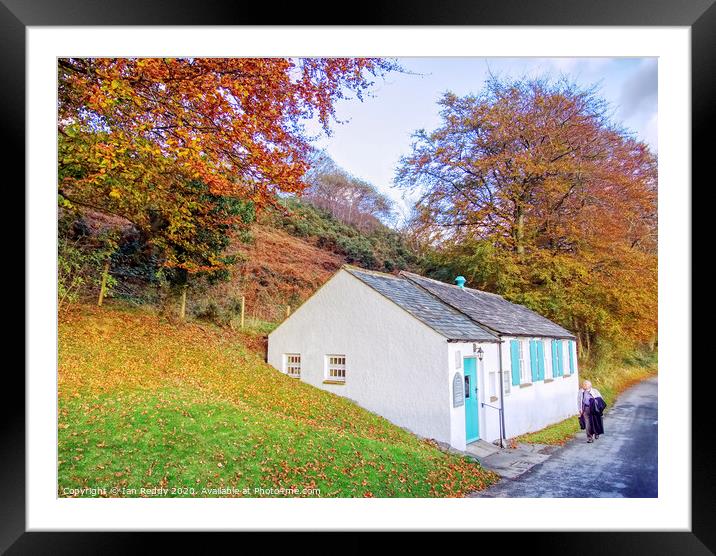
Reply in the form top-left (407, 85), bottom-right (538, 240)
top-left (588, 396), bottom-right (607, 435)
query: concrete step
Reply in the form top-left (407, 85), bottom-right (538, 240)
top-left (465, 439), bottom-right (502, 459)
top-left (478, 444), bottom-right (550, 479)
top-left (463, 440), bottom-right (555, 479)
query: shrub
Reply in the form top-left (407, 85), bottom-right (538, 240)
top-left (266, 198), bottom-right (418, 273)
top-left (192, 298), bottom-right (221, 323)
top-left (58, 236), bottom-right (114, 312)
top-left (337, 236), bottom-right (377, 268)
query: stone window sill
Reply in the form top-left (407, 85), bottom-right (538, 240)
top-left (323, 380), bottom-right (346, 385)
top-left (490, 396), bottom-right (498, 402)
top-left (519, 383), bottom-right (532, 388)
top-left (544, 378), bottom-right (554, 383)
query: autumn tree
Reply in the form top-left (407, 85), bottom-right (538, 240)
top-left (58, 57), bottom-right (397, 285)
top-left (303, 151), bottom-right (393, 231)
top-left (397, 76), bottom-right (657, 356)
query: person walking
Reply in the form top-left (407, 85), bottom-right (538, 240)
top-left (578, 380), bottom-right (606, 443)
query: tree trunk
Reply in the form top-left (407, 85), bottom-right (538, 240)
top-left (515, 204), bottom-right (525, 256)
top-left (573, 317), bottom-right (583, 358)
top-left (584, 330), bottom-right (591, 359)
top-left (179, 285), bottom-right (187, 320)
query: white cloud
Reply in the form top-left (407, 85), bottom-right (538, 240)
top-left (618, 59), bottom-right (658, 120)
top-left (644, 111), bottom-right (658, 152)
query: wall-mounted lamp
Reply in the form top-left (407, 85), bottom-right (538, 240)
top-left (476, 346), bottom-right (484, 361)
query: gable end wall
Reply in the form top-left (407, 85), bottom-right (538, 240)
top-left (268, 269), bottom-right (451, 444)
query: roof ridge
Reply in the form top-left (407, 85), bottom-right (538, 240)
top-left (399, 271), bottom-right (504, 337)
top-left (400, 270), bottom-right (505, 299)
top-left (344, 264), bottom-right (401, 279)
top-left (402, 270), bottom-right (574, 339)
top-left (352, 268), bottom-right (573, 338)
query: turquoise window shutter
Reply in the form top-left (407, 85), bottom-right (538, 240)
top-left (510, 340), bottom-right (521, 386)
top-left (557, 340), bottom-right (563, 376)
top-left (551, 340), bottom-right (558, 377)
top-left (569, 341), bottom-right (575, 374)
top-left (537, 341), bottom-right (545, 380)
top-left (531, 340), bottom-right (539, 382)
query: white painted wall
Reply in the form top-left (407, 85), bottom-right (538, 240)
top-left (268, 268), bottom-right (581, 449)
top-left (500, 336), bottom-right (580, 438)
top-left (445, 337), bottom-right (580, 447)
top-left (268, 269), bottom-right (453, 445)
top-left (447, 342), bottom-right (502, 448)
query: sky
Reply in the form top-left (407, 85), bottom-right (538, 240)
top-left (307, 57), bottom-right (658, 221)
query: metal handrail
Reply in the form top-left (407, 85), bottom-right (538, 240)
top-left (481, 401), bottom-right (506, 448)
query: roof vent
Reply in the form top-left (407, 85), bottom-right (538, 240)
top-left (455, 276), bottom-right (466, 289)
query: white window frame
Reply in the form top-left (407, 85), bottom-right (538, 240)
top-left (284, 353), bottom-right (301, 378)
top-left (489, 369), bottom-right (497, 398)
top-left (503, 369), bottom-right (511, 395)
top-left (325, 354), bottom-right (346, 382)
top-left (519, 339), bottom-right (530, 383)
top-left (563, 341), bottom-right (571, 376)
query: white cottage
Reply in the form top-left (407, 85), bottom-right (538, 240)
top-left (267, 266), bottom-right (579, 452)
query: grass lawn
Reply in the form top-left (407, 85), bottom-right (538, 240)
top-left (514, 357), bottom-right (658, 446)
top-left (58, 303), bottom-right (498, 498)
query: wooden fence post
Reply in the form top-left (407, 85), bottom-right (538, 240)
top-left (97, 259), bottom-right (110, 307)
top-left (240, 296), bottom-right (245, 329)
top-left (179, 285), bottom-right (188, 320)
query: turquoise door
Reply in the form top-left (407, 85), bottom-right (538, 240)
top-left (464, 357), bottom-right (480, 442)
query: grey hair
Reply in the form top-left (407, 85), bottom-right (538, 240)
top-left (583, 380), bottom-right (592, 389)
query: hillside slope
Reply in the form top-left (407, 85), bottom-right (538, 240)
top-left (199, 199), bottom-right (417, 323)
top-left (207, 226), bottom-right (344, 322)
top-left (58, 304), bottom-right (498, 497)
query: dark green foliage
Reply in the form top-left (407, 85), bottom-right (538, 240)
top-left (57, 208), bottom-right (119, 309)
top-left (267, 197), bottom-right (418, 273)
top-left (58, 179), bottom-right (257, 308)
top-left (337, 236), bottom-right (376, 268)
top-left (159, 180), bottom-right (255, 286)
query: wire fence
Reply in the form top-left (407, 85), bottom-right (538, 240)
top-left (104, 264), bottom-right (292, 329)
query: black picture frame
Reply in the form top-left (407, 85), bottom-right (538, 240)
top-left (5, 0), bottom-right (707, 552)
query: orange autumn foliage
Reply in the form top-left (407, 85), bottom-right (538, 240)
top-left (397, 77), bottom-right (657, 354)
top-left (58, 58), bottom-right (397, 275)
top-left (59, 58), bottom-right (395, 204)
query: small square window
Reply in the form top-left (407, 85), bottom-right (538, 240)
top-left (326, 355), bottom-right (346, 382)
top-left (285, 354), bottom-right (301, 378)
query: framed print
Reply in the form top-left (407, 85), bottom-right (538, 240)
top-left (6, 0), bottom-right (709, 552)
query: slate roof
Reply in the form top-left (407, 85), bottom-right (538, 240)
top-left (345, 267), bottom-right (500, 342)
top-left (400, 271), bottom-right (576, 339)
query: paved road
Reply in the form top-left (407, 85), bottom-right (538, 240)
top-left (475, 377), bottom-right (658, 498)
